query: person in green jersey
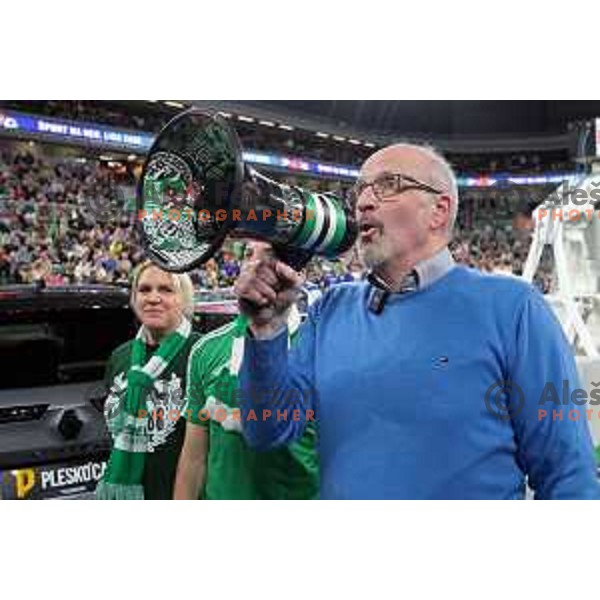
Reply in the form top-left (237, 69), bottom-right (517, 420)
top-left (174, 242), bottom-right (319, 499)
top-left (96, 261), bottom-right (201, 500)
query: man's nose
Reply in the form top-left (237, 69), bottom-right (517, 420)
top-left (355, 187), bottom-right (377, 214)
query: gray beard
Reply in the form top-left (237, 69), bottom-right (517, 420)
top-left (359, 238), bottom-right (389, 271)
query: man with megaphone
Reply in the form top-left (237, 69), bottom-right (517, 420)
top-left (234, 142), bottom-right (600, 500)
top-left (136, 110), bottom-right (598, 499)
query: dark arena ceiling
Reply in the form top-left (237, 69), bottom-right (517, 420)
top-left (233, 100), bottom-right (600, 137)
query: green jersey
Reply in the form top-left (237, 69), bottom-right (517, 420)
top-left (185, 311), bottom-right (319, 499)
top-left (103, 333), bottom-right (200, 499)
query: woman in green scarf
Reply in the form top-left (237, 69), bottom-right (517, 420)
top-left (96, 261), bottom-right (200, 499)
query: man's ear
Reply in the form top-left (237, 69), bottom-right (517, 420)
top-left (430, 194), bottom-right (452, 232)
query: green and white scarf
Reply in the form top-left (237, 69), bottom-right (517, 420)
top-left (96, 317), bottom-right (192, 500)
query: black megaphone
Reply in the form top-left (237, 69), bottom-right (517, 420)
top-left (136, 109), bottom-right (357, 272)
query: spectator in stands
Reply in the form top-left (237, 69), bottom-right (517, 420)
top-left (0, 141), bottom-right (554, 294)
top-left (0, 245), bottom-right (9, 284)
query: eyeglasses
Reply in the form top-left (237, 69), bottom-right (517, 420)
top-left (348, 172), bottom-right (443, 209)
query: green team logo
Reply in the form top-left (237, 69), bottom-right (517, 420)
top-left (142, 151), bottom-right (196, 208)
top-left (140, 151), bottom-right (205, 259)
top-left (104, 372), bottom-right (186, 452)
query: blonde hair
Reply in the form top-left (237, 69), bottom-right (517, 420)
top-left (130, 260), bottom-right (195, 320)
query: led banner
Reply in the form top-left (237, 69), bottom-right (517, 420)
top-left (242, 151), bottom-right (573, 187)
top-left (0, 109), bottom-right (576, 186)
top-left (0, 109), bottom-right (154, 152)
top-left (457, 174), bottom-right (572, 188)
top-left (242, 150), bottom-right (360, 179)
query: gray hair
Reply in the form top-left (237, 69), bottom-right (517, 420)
top-left (423, 144), bottom-right (459, 236)
top-left (377, 142), bottom-right (459, 237)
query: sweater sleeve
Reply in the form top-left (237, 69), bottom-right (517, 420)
top-left (508, 289), bottom-right (600, 499)
top-left (238, 309), bottom-right (318, 451)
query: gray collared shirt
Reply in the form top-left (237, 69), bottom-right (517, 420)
top-left (367, 247), bottom-right (455, 294)
top-left (413, 246), bottom-right (455, 291)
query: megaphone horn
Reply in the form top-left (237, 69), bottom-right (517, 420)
top-left (136, 109), bottom-right (357, 272)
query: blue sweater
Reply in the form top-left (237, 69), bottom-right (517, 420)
top-left (238, 266), bottom-right (600, 499)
